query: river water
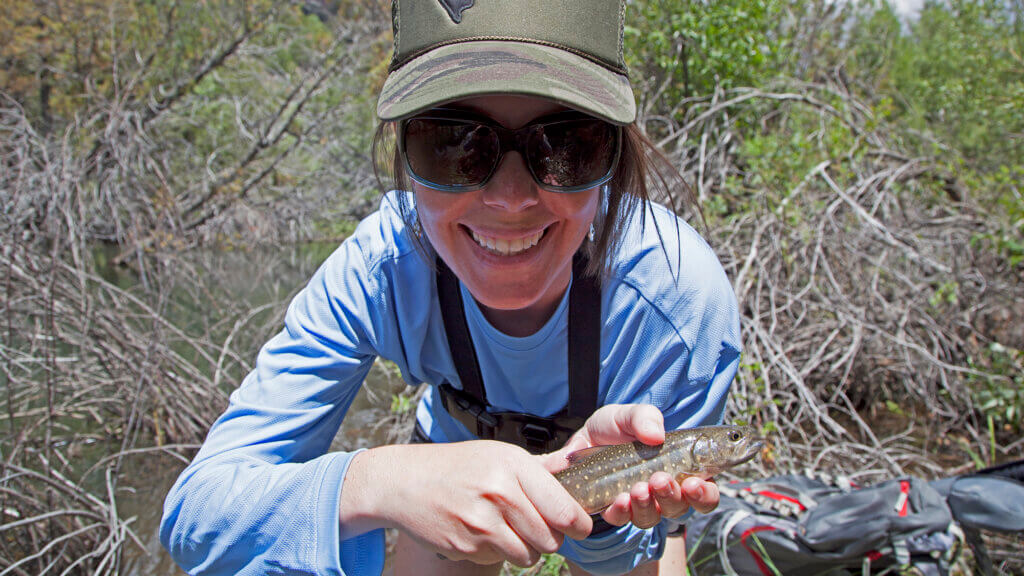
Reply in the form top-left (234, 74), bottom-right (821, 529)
top-left (117, 381), bottom-right (410, 576)
top-left (93, 242), bottom-right (413, 575)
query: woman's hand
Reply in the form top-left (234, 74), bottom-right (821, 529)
top-left (340, 441), bottom-right (592, 567)
top-left (539, 404), bottom-right (721, 530)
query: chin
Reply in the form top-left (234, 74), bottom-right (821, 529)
top-left (468, 285), bottom-right (542, 311)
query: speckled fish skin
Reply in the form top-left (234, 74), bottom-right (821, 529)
top-left (554, 426), bottom-right (763, 514)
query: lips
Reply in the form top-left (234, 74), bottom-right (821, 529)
top-left (468, 228), bottom-right (545, 256)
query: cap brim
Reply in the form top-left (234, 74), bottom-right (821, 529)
top-left (377, 41), bottom-right (636, 125)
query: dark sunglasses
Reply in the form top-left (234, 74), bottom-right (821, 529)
top-left (398, 108), bottom-right (622, 193)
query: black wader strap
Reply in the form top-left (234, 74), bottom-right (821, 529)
top-left (435, 252), bottom-right (600, 453)
top-left (434, 255), bottom-right (616, 535)
top-left (436, 257), bottom-right (496, 436)
top-left (567, 251), bottom-right (600, 421)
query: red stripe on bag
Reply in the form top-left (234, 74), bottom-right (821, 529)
top-left (740, 526), bottom-right (778, 576)
top-left (755, 490), bottom-right (807, 511)
top-left (898, 481), bottom-right (910, 517)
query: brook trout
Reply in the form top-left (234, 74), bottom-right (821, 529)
top-left (555, 425), bottom-right (763, 514)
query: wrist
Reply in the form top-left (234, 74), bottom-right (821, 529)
top-left (338, 446), bottom-right (403, 539)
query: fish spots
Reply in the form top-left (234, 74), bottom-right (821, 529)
top-left (555, 426), bottom-right (762, 514)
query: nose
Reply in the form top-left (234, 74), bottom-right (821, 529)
top-left (480, 151), bottom-right (539, 212)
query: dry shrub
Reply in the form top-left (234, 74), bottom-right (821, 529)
top-left (646, 76), bottom-right (1023, 481)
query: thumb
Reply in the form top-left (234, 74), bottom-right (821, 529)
top-left (584, 404), bottom-right (665, 446)
top-left (538, 433), bottom-right (591, 474)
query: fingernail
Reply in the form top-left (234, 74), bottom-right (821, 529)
top-left (694, 485), bottom-right (704, 499)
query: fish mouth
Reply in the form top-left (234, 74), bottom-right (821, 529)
top-left (741, 436), bottom-right (765, 463)
top-left (731, 435), bottom-right (765, 467)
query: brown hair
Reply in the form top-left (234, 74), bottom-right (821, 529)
top-left (371, 120), bottom-right (693, 278)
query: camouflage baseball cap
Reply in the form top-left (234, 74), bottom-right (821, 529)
top-left (376, 0), bottom-right (636, 125)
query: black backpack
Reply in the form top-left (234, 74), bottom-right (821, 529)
top-left (685, 462), bottom-right (1024, 576)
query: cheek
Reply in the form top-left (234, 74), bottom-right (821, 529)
top-left (556, 190), bottom-right (601, 231)
top-left (413, 186), bottom-right (461, 243)
top-left (415, 202), bottom-right (443, 239)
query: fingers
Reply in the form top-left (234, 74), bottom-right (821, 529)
top-left (681, 476), bottom-right (720, 515)
top-left (518, 468), bottom-right (593, 542)
top-left (600, 492), bottom-right (633, 527)
top-left (599, 474), bottom-right (721, 531)
top-left (499, 490), bottom-right (566, 556)
top-left (440, 500), bottom-right (548, 567)
top-left (538, 436), bottom-right (589, 474)
top-left (541, 403), bottom-right (667, 475)
top-left (439, 539), bottom-right (505, 566)
top-left (385, 441), bottom-right (589, 567)
top-left (583, 404), bottom-right (665, 446)
top-left (648, 472), bottom-right (690, 519)
top-left (482, 525), bottom-right (541, 567)
top-left (629, 481), bottom-right (661, 529)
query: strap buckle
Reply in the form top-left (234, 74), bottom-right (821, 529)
top-left (438, 384), bottom-right (586, 454)
top-left (489, 411), bottom-right (584, 455)
top-left (439, 384), bottom-right (498, 438)
top-left (519, 422), bottom-right (555, 446)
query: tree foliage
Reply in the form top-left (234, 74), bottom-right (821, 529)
top-left (626, 0), bottom-right (790, 102)
top-left (853, 0), bottom-right (1023, 168)
top-left (2, 0), bottom-right (389, 249)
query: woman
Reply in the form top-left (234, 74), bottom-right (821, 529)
top-left (161, 1), bottom-right (741, 575)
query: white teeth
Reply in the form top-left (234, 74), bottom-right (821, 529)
top-left (470, 229), bottom-right (544, 256)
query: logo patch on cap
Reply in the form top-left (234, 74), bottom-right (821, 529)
top-left (438, 0), bottom-right (475, 23)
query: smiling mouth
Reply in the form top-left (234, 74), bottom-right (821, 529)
top-left (469, 228), bottom-right (545, 256)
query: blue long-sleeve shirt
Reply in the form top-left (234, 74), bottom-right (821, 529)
top-left (161, 191), bottom-right (741, 575)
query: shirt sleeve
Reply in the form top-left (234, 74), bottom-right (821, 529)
top-left (160, 236), bottom-right (391, 576)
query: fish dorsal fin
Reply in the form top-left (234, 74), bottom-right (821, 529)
top-left (566, 445), bottom-right (613, 464)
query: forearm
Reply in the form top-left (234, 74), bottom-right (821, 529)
top-left (160, 328), bottom-right (379, 573)
top-left (161, 449), bottom-right (382, 575)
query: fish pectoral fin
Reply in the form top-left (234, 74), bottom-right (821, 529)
top-left (565, 445), bottom-right (614, 464)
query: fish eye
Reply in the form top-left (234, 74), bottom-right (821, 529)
top-left (729, 431), bottom-right (741, 442)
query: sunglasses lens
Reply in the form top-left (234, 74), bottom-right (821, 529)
top-left (529, 119), bottom-right (618, 189)
top-left (403, 119), bottom-right (498, 188)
